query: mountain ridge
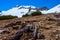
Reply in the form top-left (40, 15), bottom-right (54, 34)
top-left (0, 4), bottom-right (60, 17)
top-left (46, 4), bottom-right (60, 13)
top-left (0, 5), bottom-right (48, 17)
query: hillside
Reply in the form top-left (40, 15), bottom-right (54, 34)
top-left (0, 13), bottom-right (60, 40)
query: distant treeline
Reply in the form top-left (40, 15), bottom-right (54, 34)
top-left (0, 15), bottom-right (18, 20)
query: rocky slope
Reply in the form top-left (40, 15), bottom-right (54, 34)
top-left (0, 13), bottom-right (60, 40)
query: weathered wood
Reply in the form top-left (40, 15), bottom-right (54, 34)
top-left (8, 24), bottom-right (33, 40)
top-left (32, 24), bottom-right (38, 40)
top-left (8, 23), bottom-right (39, 40)
top-left (9, 26), bottom-right (29, 40)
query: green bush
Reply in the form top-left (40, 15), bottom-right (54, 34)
top-left (0, 15), bottom-right (18, 20)
top-left (22, 14), bottom-right (29, 17)
top-left (22, 12), bottom-right (42, 17)
top-left (31, 12), bottom-right (42, 16)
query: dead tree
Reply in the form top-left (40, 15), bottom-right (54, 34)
top-left (32, 24), bottom-right (45, 40)
top-left (8, 24), bottom-right (33, 40)
top-left (32, 24), bottom-right (38, 40)
top-left (8, 24), bottom-right (39, 40)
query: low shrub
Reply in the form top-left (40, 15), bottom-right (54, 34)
top-left (0, 15), bottom-right (18, 20)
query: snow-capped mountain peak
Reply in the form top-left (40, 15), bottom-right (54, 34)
top-left (46, 4), bottom-right (60, 13)
top-left (0, 5), bottom-right (37, 17)
top-left (1, 4), bottom-right (60, 17)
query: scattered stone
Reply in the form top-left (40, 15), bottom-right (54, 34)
top-left (0, 30), bottom-right (4, 34)
top-left (1, 31), bottom-right (10, 34)
top-left (12, 26), bottom-right (19, 30)
top-left (54, 14), bottom-right (60, 18)
top-left (39, 34), bottom-right (45, 39)
top-left (16, 21), bottom-right (21, 25)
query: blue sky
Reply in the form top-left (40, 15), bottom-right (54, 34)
top-left (0, 0), bottom-right (60, 11)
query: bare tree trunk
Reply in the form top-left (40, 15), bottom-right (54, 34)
top-left (32, 24), bottom-right (38, 40)
top-left (8, 24), bottom-right (39, 40)
top-left (8, 24), bottom-right (34, 40)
